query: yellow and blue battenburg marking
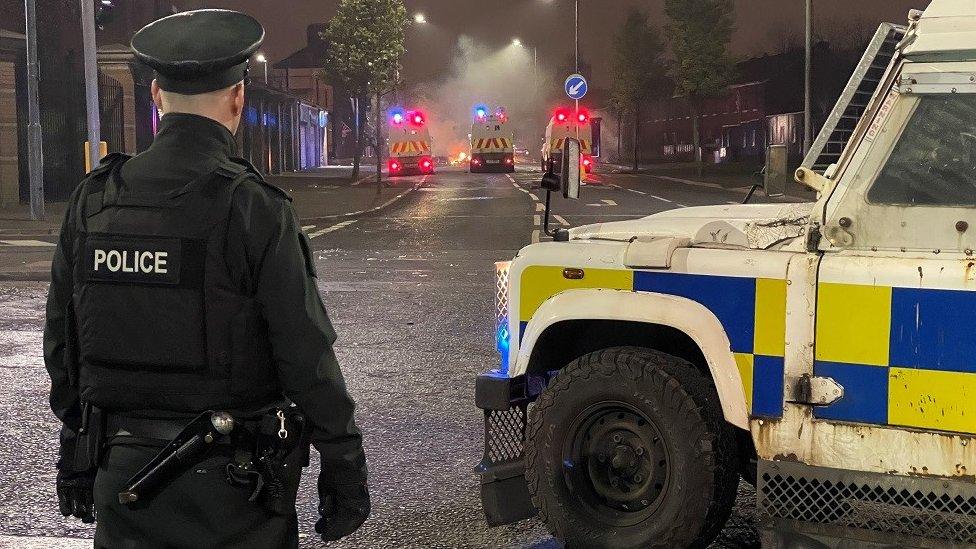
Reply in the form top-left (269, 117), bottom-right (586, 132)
top-left (518, 266), bottom-right (787, 418)
top-left (814, 282), bottom-right (976, 434)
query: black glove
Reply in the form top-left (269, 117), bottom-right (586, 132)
top-left (315, 480), bottom-right (370, 541)
top-left (56, 468), bottom-right (96, 524)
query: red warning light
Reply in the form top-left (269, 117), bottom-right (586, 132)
top-left (410, 111), bottom-right (425, 126)
top-left (555, 109), bottom-right (569, 123)
top-left (577, 110), bottom-right (589, 124)
top-left (389, 159), bottom-right (401, 172)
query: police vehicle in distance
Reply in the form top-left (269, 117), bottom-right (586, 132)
top-left (470, 105), bottom-right (515, 173)
top-left (388, 108), bottom-right (434, 176)
top-left (474, 2), bottom-right (976, 547)
top-left (541, 107), bottom-right (594, 174)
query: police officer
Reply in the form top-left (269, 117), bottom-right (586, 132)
top-left (43, 9), bottom-right (369, 547)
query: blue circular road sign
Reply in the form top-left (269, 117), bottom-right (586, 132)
top-left (564, 73), bottom-right (588, 100)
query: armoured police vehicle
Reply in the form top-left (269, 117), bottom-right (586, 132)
top-left (387, 109), bottom-right (434, 176)
top-left (475, 2), bottom-right (976, 547)
top-left (541, 107), bottom-right (594, 174)
top-left (470, 106), bottom-right (516, 173)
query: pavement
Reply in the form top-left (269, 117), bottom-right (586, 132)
top-left (0, 162), bottom-right (794, 547)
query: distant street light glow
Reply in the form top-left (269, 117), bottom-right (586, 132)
top-left (413, 13), bottom-right (427, 24)
top-left (255, 53), bottom-right (266, 63)
top-left (512, 38), bottom-right (522, 47)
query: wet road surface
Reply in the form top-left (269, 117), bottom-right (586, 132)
top-left (0, 165), bottom-right (771, 548)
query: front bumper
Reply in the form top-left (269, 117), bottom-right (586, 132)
top-left (474, 372), bottom-right (544, 526)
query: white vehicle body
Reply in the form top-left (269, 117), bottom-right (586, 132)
top-left (542, 111), bottom-right (593, 173)
top-left (388, 120), bottom-right (433, 175)
top-left (477, 2), bottom-right (976, 546)
top-left (470, 114), bottom-right (515, 173)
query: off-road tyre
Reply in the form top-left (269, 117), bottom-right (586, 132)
top-left (524, 346), bottom-right (739, 549)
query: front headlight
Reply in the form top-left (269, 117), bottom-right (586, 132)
top-left (494, 261), bottom-right (512, 372)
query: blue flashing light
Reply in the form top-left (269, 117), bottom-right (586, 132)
top-left (474, 104), bottom-right (489, 120)
top-left (496, 321), bottom-right (510, 373)
top-left (389, 107), bottom-right (406, 125)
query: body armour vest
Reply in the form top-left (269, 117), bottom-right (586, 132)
top-left (70, 154), bottom-right (280, 412)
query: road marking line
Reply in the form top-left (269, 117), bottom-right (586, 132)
top-left (602, 199), bottom-right (617, 206)
top-left (675, 203), bottom-right (688, 208)
top-left (650, 195), bottom-right (672, 203)
top-left (308, 220), bottom-right (357, 239)
top-left (351, 174), bottom-right (375, 186)
top-left (528, 193), bottom-right (539, 201)
top-left (0, 239), bottom-right (55, 247)
top-left (531, 229), bottom-right (540, 243)
top-left (535, 203), bottom-right (545, 212)
top-left (628, 188), bottom-right (646, 195)
top-left (553, 214), bottom-right (570, 226)
top-left (656, 175), bottom-right (721, 189)
top-left (301, 225), bottom-right (316, 231)
top-left (506, 174), bottom-right (516, 183)
top-left (518, 188), bottom-right (529, 193)
top-left (727, 201), bottom-right (739, 205)
top-left (533, 214), bottom-right (541, 226)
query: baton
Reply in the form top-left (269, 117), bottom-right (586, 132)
top-left (118, 411), bottom-right (235, 505)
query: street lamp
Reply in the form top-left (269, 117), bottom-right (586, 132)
top-left (413, 12), bottom-right (426, 24)
top-left (512, 38), bottom-right (522, 47)
top-left (256, 53), bottom-right (268, 84)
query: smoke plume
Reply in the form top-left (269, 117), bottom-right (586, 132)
top-left (402, 36), bottom-right (557, 159)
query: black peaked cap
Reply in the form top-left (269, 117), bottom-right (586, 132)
top-left (131, 9), bottom-right (264, 95)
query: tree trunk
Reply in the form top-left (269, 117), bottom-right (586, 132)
top-left (351, 97), bottom-right (362, 180)
top-left (691, 100), bottom-right (702, 177)
top-left (375, 92), bottom-right (382, 194)
top-left (632, 103), bottom-right (640, 173)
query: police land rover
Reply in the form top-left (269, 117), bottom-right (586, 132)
top-left (475, 2), bottom-right (976, 547)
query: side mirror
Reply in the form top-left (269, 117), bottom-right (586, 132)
top-left (561, 138), bottom-right (581, 200)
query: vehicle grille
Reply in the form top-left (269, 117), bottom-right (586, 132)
top-left (483, 404), bottom-right (527, 465)
top-left (758, 460), bottom-right (976, 545)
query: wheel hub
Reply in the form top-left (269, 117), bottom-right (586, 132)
top-left (564, 403), bottom-right (671, 525)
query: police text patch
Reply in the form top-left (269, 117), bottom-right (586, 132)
top-left (85, 237), bottom-right (182, 284)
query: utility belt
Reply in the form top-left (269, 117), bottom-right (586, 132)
top-left (74, 403), bottom-right (310, 515)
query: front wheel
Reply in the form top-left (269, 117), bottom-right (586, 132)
top-left (524, 347), bottom-right (738, 549)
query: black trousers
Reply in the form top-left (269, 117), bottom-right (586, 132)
top-left (93, 444), bottom-right (298, 549)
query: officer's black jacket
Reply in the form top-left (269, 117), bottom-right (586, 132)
top-left (44, 113), bottom-right (366, 486)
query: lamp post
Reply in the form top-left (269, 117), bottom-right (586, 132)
top-left (804, 0), bottom-right (813, 155)
top-left (81, 0), bottom-right (101, 174)
top-left (574, 0), bottom-right (579, 72)
top-left (24, 0), bottom-right (43, 219)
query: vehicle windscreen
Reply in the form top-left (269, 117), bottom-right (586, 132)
top-left (868, 94), bottom-right (976, 206)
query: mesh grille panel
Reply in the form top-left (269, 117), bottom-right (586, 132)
top-left (758, 461), bottom-right (976, 544)
top-left (483, 404), bottom-right (526, 465)
top-left (494, 261), bottom-right (510, 328)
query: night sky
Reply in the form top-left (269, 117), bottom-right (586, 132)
top-left (205, 0), bottom-right (928, 85)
